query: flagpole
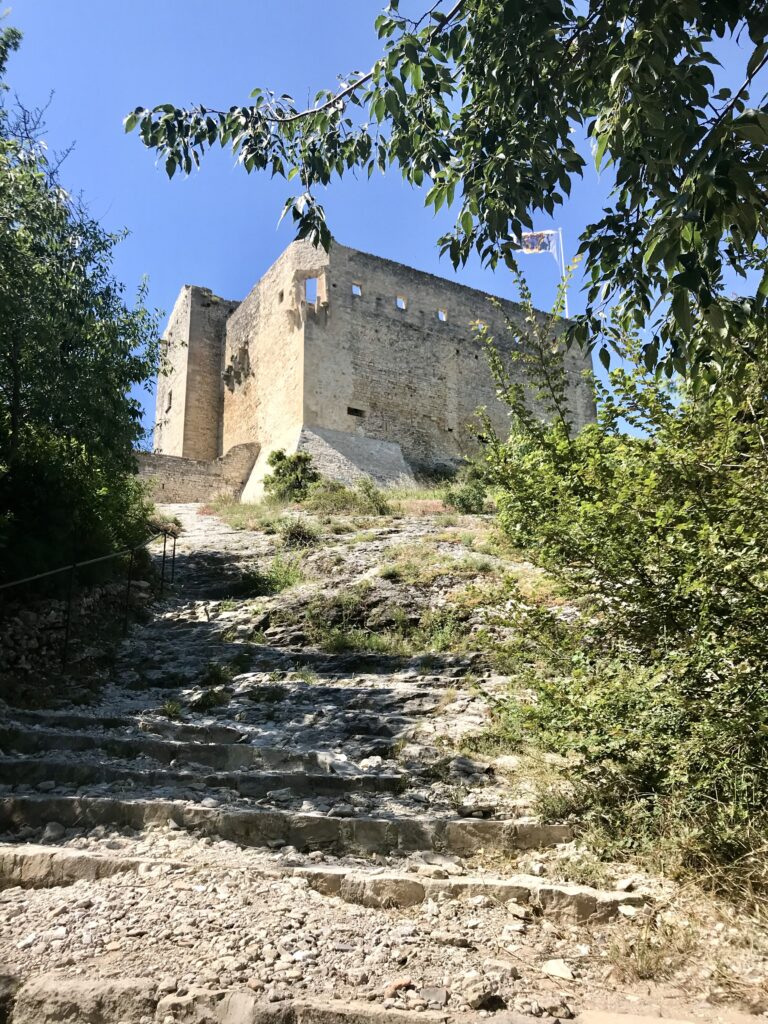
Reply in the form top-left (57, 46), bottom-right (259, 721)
top-left (558, 227), bottom-right (569, 319)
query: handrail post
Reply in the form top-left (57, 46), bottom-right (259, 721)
top-left (123, 549), bottom-right (135, 635)
top-left (171, 534), bottom-right (177, 583)
top-left (61, 564), bottom-right (75, 668)
top-left (160, 533), bottom-right (167, 596)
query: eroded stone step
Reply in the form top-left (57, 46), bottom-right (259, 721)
top-left (7, 709), bottom-right (249, 745)
top-left (3, 973), bottom-right (685, 1024)
top-left (0, 724), bottom-right (256, 770)
top-left (297, 865), bottom-right (645, 922)
top-left (0, 794), bottom-right (572, 857)
top-left (0, 725), bottom-right (384, 774)
top-left (0, 973), bottom-right (456, 1024)
top-left (0, 843), bottom-right (185, 889)
top-left (0, 756), bottom-right (406, 799)
top-left (0, 844), bottom-right (646, 923)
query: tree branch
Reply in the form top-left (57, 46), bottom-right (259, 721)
top-left (272, 0), bottom-right (467, 124)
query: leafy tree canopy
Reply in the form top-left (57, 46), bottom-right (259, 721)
top-left (1, 25), bottom-right (160, 579)
top-left (129, 0), bottom-right (767, 388)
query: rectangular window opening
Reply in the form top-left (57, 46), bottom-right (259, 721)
top-left (395, 295), bottom-right (408, 311)
top-left (347, 406), bottom-right (366, 418)
top-left (278, 290), bottom-right (284, 303)
top-left (304, 277), bottom-right (318, 304)
top-left (437, 308), bottom-right (448, 322)
top-left (165, 389), bottom-right (173, 413)
top-left (352, 282), bottom-right (363, 297)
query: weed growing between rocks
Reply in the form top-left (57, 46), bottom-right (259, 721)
top-left (198, 661), bottom-right (235, 687)
top-left (161, 699), bottom-right (181, 720)
top-left (190, 687), bottom-right (231, 712)
top-left (227, 554), bottom-right (303, 597)
top-left (279, 519), bottom-right (320, 548)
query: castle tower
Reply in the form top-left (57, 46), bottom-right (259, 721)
top-left (154, 286), bottom-right (237, 460)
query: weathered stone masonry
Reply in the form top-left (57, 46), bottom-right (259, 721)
top-left (135, 444), bottom-right (258, 504)
top-left (146, 240), bottom-right (596, 501)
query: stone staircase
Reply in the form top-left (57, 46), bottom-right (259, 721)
top-left (0, 504), bottom-right (696, 1023)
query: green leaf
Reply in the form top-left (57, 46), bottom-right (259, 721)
top-left (672, 289), bottom-right (692, 336)
top-left (746, 40), bottom-right (768, 79)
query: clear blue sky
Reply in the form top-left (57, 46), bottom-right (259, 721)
top-left (3, 2), bottom-right (758, 434)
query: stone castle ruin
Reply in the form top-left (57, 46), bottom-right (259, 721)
top-left (139, 240), bottom-right (595, 502)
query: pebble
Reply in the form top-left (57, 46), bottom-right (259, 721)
top-left (41, 821), bottom-right (65, 842)
top-left (542, 958), bottom-right (575, 981)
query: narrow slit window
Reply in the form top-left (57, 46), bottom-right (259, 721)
top-left (437, 308), bottom-right (448, 322)
top-left (395, 295), bottom-right (408, 311)
top-left (352, 282), bottom-right (363, 297)
top-left (165, 389), bottom-right (173, 413)
top-left (278, 290), bottom-right (284, 303)
top-left (347, 406), bottom-right (366, 418)
top-left (305, 277), bottom-right (318, 303)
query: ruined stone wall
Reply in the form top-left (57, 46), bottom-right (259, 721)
top-left (154, 240), bottom-right (596, 496)
top-left (182, 288), bottom-right (238, 460)
top-left (153, 287), bottom-right (237, 461)
top-left (153, 288), bottom-right (191, 456)
top-left (135, 444), bottom-right (258, 504)
top-left (302, 244), bottom-right (595, 471)
top-left (222, 241), bottom-right (331, 499)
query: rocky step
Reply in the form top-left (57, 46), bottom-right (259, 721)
top-left (0, 843), bottom-right (646, 922)
top-left (0, 756), bottom-right (406, 799)
top-left (0, 973), bottom-right (688, 1024)
top-left (0, 973), bottom-right (463, 1024)
top-left (4, 706), bottom-right (415, 748)
top-left (6, 709), bottom-right (249, 745)
top-left (0, 725), bottom-right (391, 774)
top-left (0, 794), bottom-right (572, 857)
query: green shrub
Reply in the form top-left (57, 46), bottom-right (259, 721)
top-left (190, 687), bottom-right (230, 712)
top-left (263, 450), bottom-right (319, 502)
top-left (198, 661), bottom-right (234, 686)
top-left (444, 478), bottom-right (487, 514)
top-left (279, 518), bottom-right (320, 548)
top-left (443, 463), bottom-right (490, 514)
top-left (303, 476), bottom-right (391, 515)
top-left (161, 700), bottom-right (182, 720)
top-left (479, 271), bottom-right (768, 876)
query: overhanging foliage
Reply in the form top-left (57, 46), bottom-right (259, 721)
top-left (129, 0), bottom-right (768, 388)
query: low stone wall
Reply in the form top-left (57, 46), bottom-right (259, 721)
top-left (135, 443), bottom-right (259, 504)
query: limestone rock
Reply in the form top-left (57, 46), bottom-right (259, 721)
top-left (542, 958), bottom-right (575, 981)
top-left (11, 975), bottom-right (157, 1024)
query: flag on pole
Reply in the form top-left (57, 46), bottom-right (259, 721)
top-left (520, 228), bottom-right (569, 318)
top-left (520, 230), bottom-right (559, 260)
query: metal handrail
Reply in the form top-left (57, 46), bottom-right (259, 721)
top-left (0, 528), bottom-right (178, 667)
